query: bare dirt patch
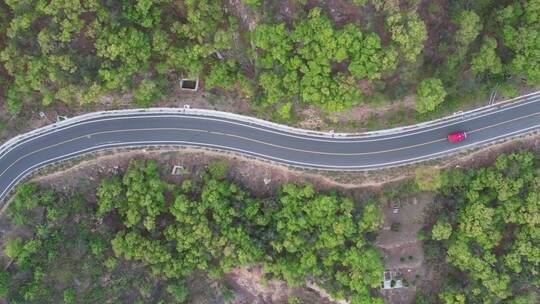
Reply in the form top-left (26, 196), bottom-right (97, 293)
top-left (375, 192), bottom-right (434, 304)
top-left (337, 96), bottom-right (416, 126)
top-left (297, 95), bottom-right (417, 133)
top-left (269, 0), bottom-right (305, 25)
top-left (226, 267), bottom-right (291, 303)
top-left (418, 0), bottom-right (454, 66)
top-left (186, 271), bottom-right (229, 303)
top-left (318, 0), bottom-right (361, 28)
top-left (226, 0), bottom-right (259, 31)
top-left (224, 267), bottom-right (338, 304)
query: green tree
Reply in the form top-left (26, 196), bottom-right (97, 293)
top-left (252, 8), bottom-right (385, 113)
top-left (133, 79), bottom-right (165, 107)
top-left (252, 23), bottom-right (293, 68)
top-left (0, 269), bottom-right (9, 297)
top-left (96, 176), bottom-right (123, 217)
top-left (352, 0), bottom-right (368, 6)
top-left (507, 292), bottom-right (538, 304)
top-left (0, 0), bottom-right (241, 112)
top-left (63, 287), bottom-right (76, 304)
top-left (4, 236), bottom-right (24, 259)
top-left (4, 87), bottom-right (22, 114)
top-left (341, 25), bottom-right (397, 80)
top-left (259, 72), bottom-right (285, 105)
top-left (277, 101), bottom-right (293, 120)
top-left (205, 60), bottom-right (239, 90)
top-left (358, 202), bottom-right (383, 232)
top-left (431, 219), bottom-right (452, 240)
top-left (470, 37), bottom-right (503, 77)
top-left (386, 11), bottom-right (427, 63)
top-left (5, 156), bottom-right (388, 302)
top-left (454, 11), bottom-right (482, 47)
top-left (97, 160), bottom-right (168, 230)
top-left (207, 159), bottom-right (230, 179)
top-left (266, 183), bottom-right (384, 301)
top-left (415, 166), bottom-right (442, 191)
top-left (7, 183), bottom-right (41, 224)
top-left (498, 0), bottom-right (540, 85)
top-left (166, 282), bottom-right (189, 302)
top-left (439, 289), bottom-right (466, 304)
top-left (415, 78), bottom-right (447, 113)
top-left (112, 231), bottom-right (175, 277)
top-left (432, 152), bottom-right (540, 301)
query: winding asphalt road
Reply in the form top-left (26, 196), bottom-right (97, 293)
top-left (1, 92), bottom-right (540, 202)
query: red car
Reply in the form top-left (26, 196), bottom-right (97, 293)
top-left (448, 131), bottom-right (467, 143)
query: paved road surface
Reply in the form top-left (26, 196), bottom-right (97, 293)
top-left (1, 93), bottom-right (540, 202)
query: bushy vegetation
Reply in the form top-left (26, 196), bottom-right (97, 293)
top-left (0, 0), bottom-right (538, 124)
top-left (421, 151), bottom-right (540, 303)
top-left (252, 7), bottom-right (396, 113)
top-left (1, 182), bottom-right (181, 303)
top-left (2, 159), bottom-right (385, 303)
top-left (415, 78), bottom-right (447, 114)
top-left (0, 0), bottom-right (245, 114)
top-left (498, 0), bottom-right (540, 86)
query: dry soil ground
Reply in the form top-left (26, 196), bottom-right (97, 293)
top-left (376, 193), bottom-right (435, 304)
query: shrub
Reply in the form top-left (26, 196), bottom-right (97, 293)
top-left (0, 270), bottom-right (9, 297)
top-left (133, 79), bottom-right (165, 107)
top-left (417, 229), bottom-right (426, 241)
top-left (431, 219), bottom-right (452, 240)
top-left (4, 237), bottom-right (24, 259)
top-left (415, 166), bottom-right (442, 192)
top-left (415, 78), bottom-right (447, 113)
top-left (207, 159), bottom-right (230, 179)
top-left (63, 288), bottom-right (76, 304)
top-left (166, 282), bottom-right (188, 302)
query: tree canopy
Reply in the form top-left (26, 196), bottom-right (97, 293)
top-left (415, 78), bottom-right (447, 113)
top-left (498, 0), bottom-right (540, 86)
top-left (425, 152), bottom-right (540, 303)
top-left (251, 8), bottom-right (398, 113)
top-left (454, 10), bottom-right (483, 47)
top-left (95, 159), bottom-right (386, 302)
top-left (0, 0), bottom-right (243, 113)
top-left (471, 37), bottom-right (503, 77)
top-left (1, 0), bottom-right (539, 120)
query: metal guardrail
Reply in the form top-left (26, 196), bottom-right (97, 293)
top-left (1, 91), bottom-right (540, 205)
top-left (2, 91), bottom-right (540, 160)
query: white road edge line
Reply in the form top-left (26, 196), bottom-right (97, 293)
top-left (1, 93), bottom-right (539, 161)
top-left (2, 122), bottom-right (539, 201)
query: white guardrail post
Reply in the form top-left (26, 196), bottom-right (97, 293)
top-left (0, 90), bottom-right (540, 204)
top-left (1, 90), bottom-right (540, 160)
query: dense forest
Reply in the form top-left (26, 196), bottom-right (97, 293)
top-left (0, 0), bottom-right (538, 122)
top-left (419, 151), bottom-right (540, 303)
top-left (2, 152), bottom-right (540, 303)
top-left (0, 159), bottom-right (385, 303)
